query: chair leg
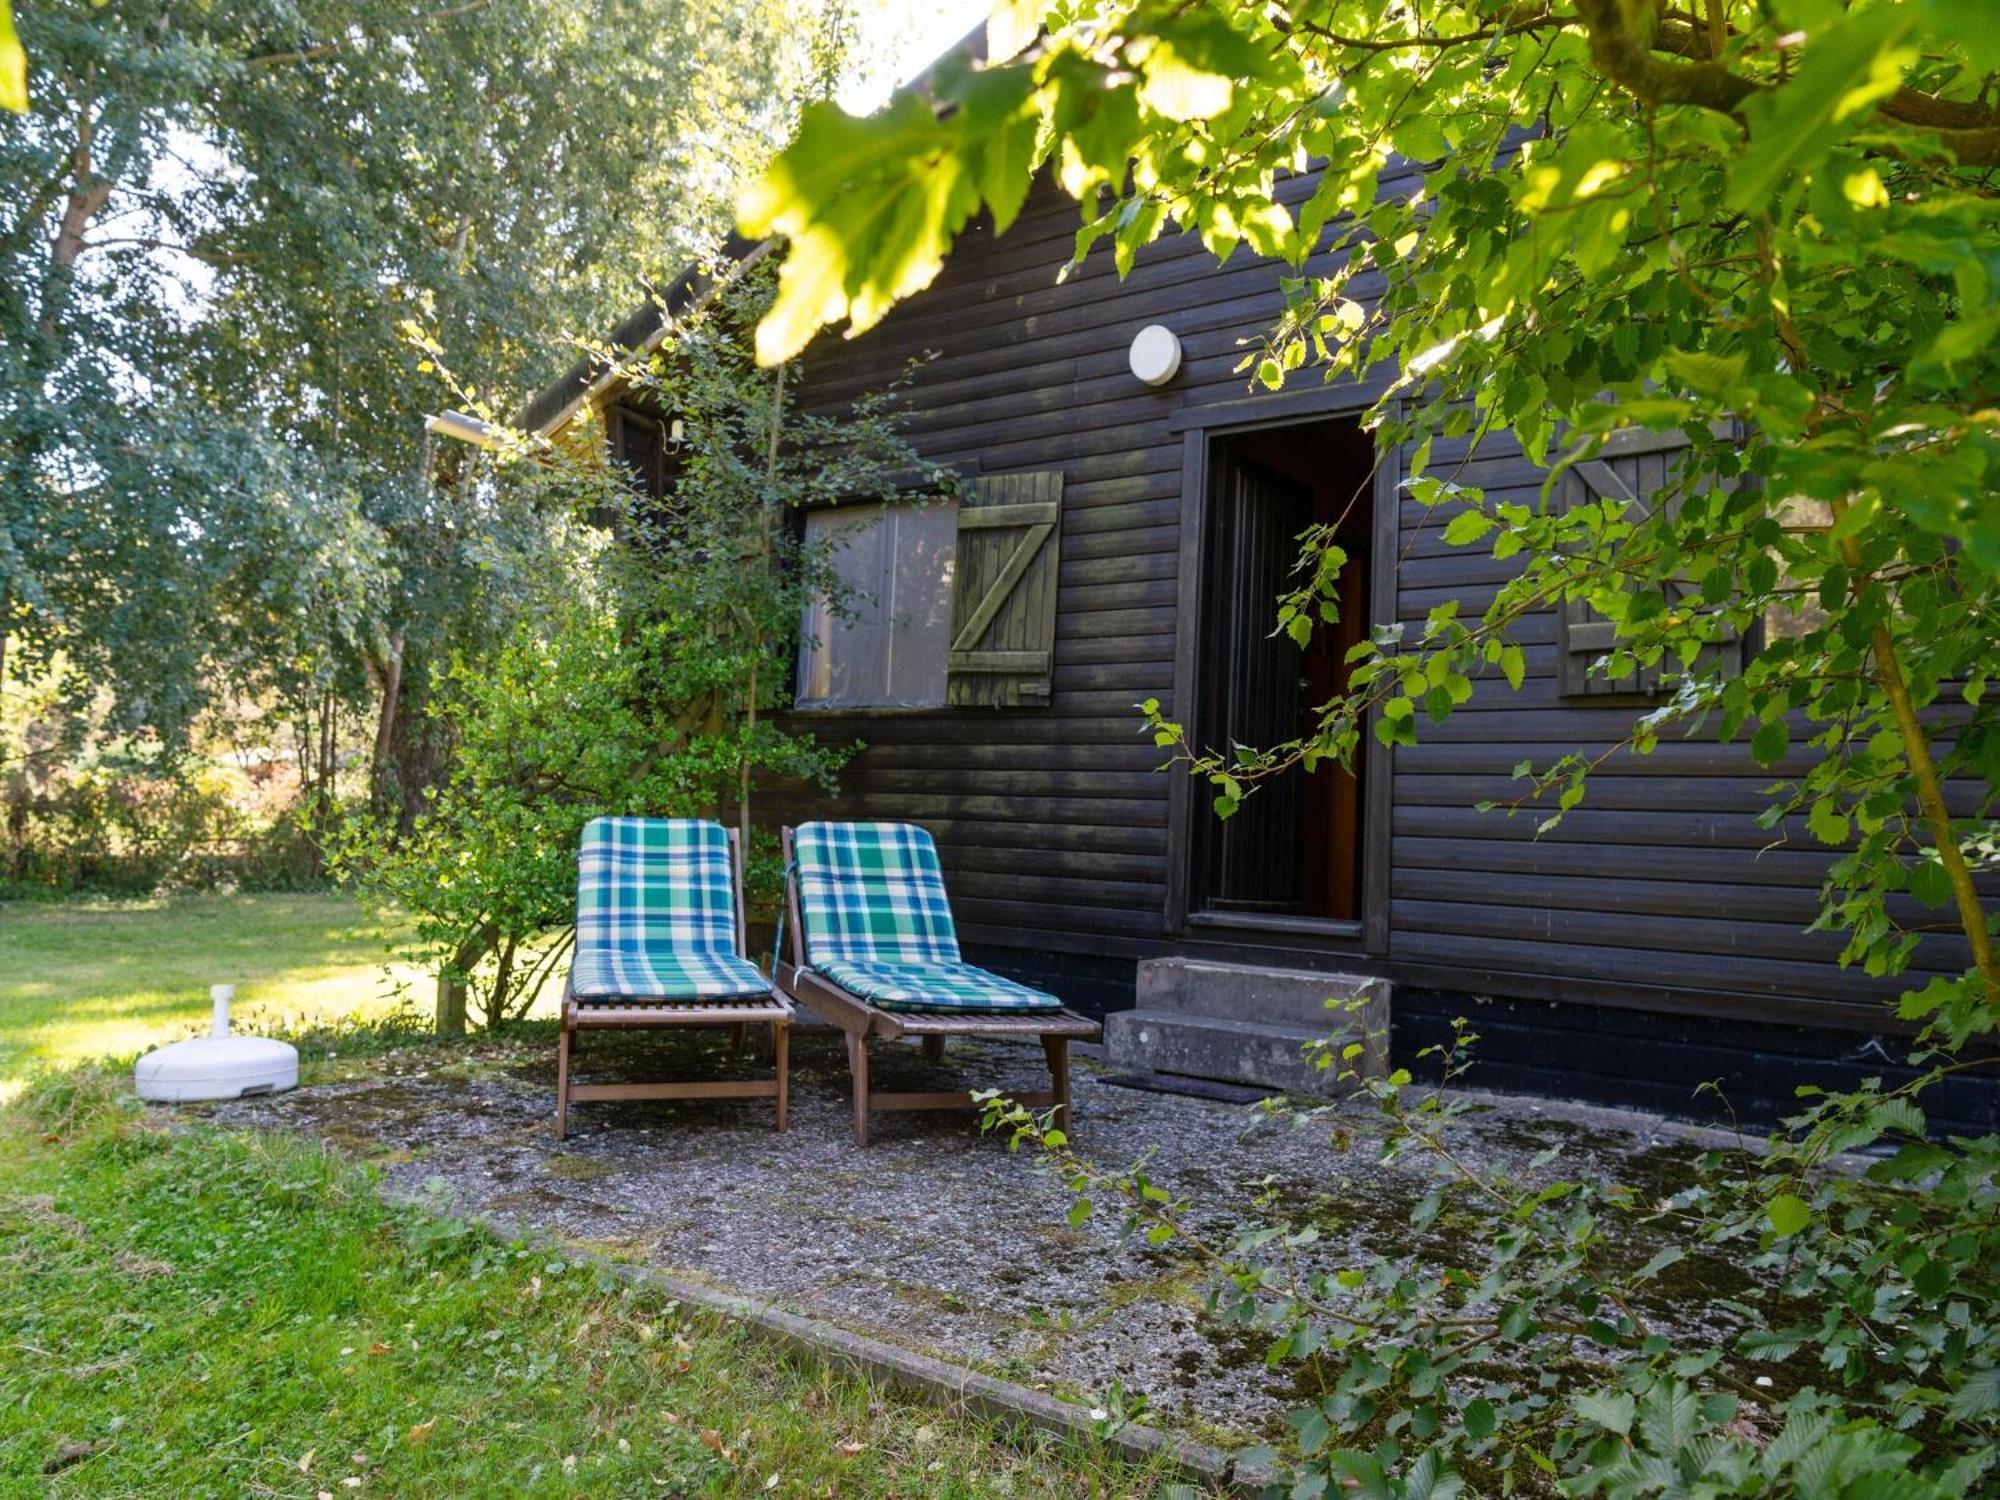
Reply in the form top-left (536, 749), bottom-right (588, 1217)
top-left (1042, 1034), bottom-right (1071, 1127)
top-left (921, 1034), bottom-right (945, 1063)
top-left (555, 1018), bottom-right (572, 1140)
top-left (730, 1022), bottom-right (748, 1054)
top-left (773, 1022), bottom-right (790, 1134)
top-left (845, 1032), bottom-right (871, 1148)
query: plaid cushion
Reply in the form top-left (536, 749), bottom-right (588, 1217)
top-left (816, 958), bottom-right (1062, 1014)
top-left (794, 821), bottom-right (1060, 1013)
top-left (571, 817), bottom-right (769, 1002)
top-left (794, 821), bottom-right (961, 967)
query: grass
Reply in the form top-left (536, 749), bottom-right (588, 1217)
top-left (0, 892), bottom-right (428, 1090)
top-left (0, 895), bottom-right (1177, 1496)
top-left (0, 1073), bottom-right (1174, 1497)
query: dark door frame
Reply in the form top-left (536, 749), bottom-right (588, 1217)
top-left (1163, 382), bottom-right (1399, 956)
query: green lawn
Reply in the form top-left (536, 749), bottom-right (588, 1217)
top-left (0, 1076), bottom-right (1164, 1496)
top-left (0, 893), bottom-right (428, 1090)
top-left (0, 895), bottom-right (1169, 1496)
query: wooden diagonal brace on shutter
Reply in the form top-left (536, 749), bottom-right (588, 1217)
top-left (946, 470), bottom-right (1063, 708)
top-left (950, 521), bottom-right (1055, 653)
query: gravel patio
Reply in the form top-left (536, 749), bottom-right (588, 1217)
top-left (216, 1028), bottom-right (1741, 1446)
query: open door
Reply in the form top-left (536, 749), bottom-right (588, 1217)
top-left (1189, 417), bottom-right (1374, 926)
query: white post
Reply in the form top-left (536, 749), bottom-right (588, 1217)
top-left (211, 984), bottom-right (236, 1039)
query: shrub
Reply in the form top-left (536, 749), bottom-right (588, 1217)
top-left (985, 1013), bottom-right (1997, 1497)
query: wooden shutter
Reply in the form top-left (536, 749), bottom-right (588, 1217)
top-left (1558, 429), bottom-right (1742, 697)
top-left (946, 471), bottom-right (1063, 707)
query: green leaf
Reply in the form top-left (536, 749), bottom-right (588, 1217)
top-left (1290, 1406), bottom-right (1330, 1456)
top-left (1728, 10), bottom-right (1919, 212)
top-left (1573, 1390), bottom-right (1635, 1436)
top-left (1751, 719), bottom-right (1790, 768)
top-left (1766, 1193), bottom-right (1812, 1238)
top-left (1662, 349), bottom-right (1746, 396)
top-left (1462, 1397), bottom-right (1496, 1439)
top-left (1441, 509), bottom-right (1495, 546)
top-left (1908, 857), bottom-right (1954, 909)
top-left (0, 0), bottom-right (24, 113)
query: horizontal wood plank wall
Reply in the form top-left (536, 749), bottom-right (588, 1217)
top-left (774, 171), bottom-right (1972, 1032)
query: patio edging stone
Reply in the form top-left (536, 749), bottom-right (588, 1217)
top-left (380, 1188), bottom-right (1280, 1495)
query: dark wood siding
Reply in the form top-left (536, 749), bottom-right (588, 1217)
top-left (763, 170), bottom-right (1977, 1033)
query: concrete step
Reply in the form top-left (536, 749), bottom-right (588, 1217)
top-left (1102, 1010), bottom-right (1373, 1098)
top-left (1136, 956), bottom-right (1388, 1031)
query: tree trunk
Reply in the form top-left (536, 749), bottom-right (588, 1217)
top-left (436, 920), bottom-right (500, 1038)
top-left (435, 972), bottom-right (468, 1038)
top-left (1830, 497), bottom-right (1997, 1002)
top-left (486, 933), bottom-right (519, 1031)
top-left (368, 629), bottom-right (404, 817)
top-left (374, 653), bottom-right (452, 838)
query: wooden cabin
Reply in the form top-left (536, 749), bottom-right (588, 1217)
top-left (519, 175), bottom-right (1992, 1131)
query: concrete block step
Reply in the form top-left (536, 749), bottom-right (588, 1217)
top-left (1101, 1010), bottom-right (1373, 1098)
top-left (1136, 956), bottom-right (1388, 1031)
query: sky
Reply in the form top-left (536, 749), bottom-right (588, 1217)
top-left (838, 0), bottom-right (993, 114)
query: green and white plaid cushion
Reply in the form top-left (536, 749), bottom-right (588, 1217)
top-left (571, 817), bottom-right (770, 1003)
top-left (794, 821), bottom-right (1061, 1013)
top-left (815, 958), bottom-right (1061, 1013)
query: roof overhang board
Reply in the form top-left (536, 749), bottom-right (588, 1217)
top-left (516, 235), bottom-right (776, 439)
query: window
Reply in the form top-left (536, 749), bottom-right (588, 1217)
top-left (608, 406), bottom-right (665, 498)
top-left (796, 500), bottom-right (959, 709)
top-left (1556, 429), bottom-right (1745, 697)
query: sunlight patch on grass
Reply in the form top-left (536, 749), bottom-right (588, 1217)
top-left (0, 894), bottom-right (425, 1090)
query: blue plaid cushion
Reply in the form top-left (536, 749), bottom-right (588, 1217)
top-left (816, 958), bottom-right (1062, 1013)
top-left (794, 821), bottom-right (962, 967)
top-left (794, 822), bottom-right (1060, 1013)
top-left (571, 817), bottom-right (769, 1003)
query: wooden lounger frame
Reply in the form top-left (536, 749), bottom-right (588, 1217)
top-left (557, 826), bottom-right (791, 1139)
top-left (773, 826), bottom-right (1101, 1147)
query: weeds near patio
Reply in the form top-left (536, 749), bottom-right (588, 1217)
top-left (982, 1012), bottom-right (1998, 1498)
top-left (0, 1069), bottom-right (1174, 1496)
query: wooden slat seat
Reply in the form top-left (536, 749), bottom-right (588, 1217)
top-left (775, 824), bottom-right (1103, 1146)
top-left (557, 819), bottom-right (791, 1137)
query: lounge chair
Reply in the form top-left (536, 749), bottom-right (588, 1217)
top-left (557, 816), bottom-right (791, 1138)
top-left (774, 820), bottom-right (1100, 1146)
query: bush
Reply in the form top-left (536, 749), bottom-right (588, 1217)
top-left (332, 588), bottom-right (845, 1031)
top-left (985, 1011), bottom-right (1998, 1497)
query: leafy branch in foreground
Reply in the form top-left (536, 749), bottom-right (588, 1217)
top-left (744, 0), bottom-right (1999, 1041)
top-left (982, 1006), bottom-right (1999, 1497)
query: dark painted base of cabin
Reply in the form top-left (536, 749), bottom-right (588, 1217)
top-left (965, 946), bottom-right (1999, 1137)
top-left (1393, 988), bottom-right (1999, 1138)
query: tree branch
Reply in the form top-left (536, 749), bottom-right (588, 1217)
top-left (240, 0), bottom-right (496, 69)
top-left (1576, 1), bottom-right (2000, 165)
top-left (1571, 0), bottom-right (1760, 113)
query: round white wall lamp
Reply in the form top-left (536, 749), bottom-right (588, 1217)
top-left (1128, 324), bottom-right (1182, 387)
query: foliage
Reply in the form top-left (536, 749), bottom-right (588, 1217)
top-left (610, 263), bottom-right (958, 856)
top-left (984, 1012), bottom-right (1999, 1498)
top-left (756, 5), bottom-right (2000, 1491)
top-left (1, 0), bottom-right (847, 822)
top-left (2, 661), bottom-right (342, 897)
top-left (744, 0), bottom-right (1998, 1026)
top-left (331, 576), bottom-right (834, 1031)
top-left (362, 263), bottom-right (945, 1031)
top-left (0, 1073), bottom-right (1169, 1496)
